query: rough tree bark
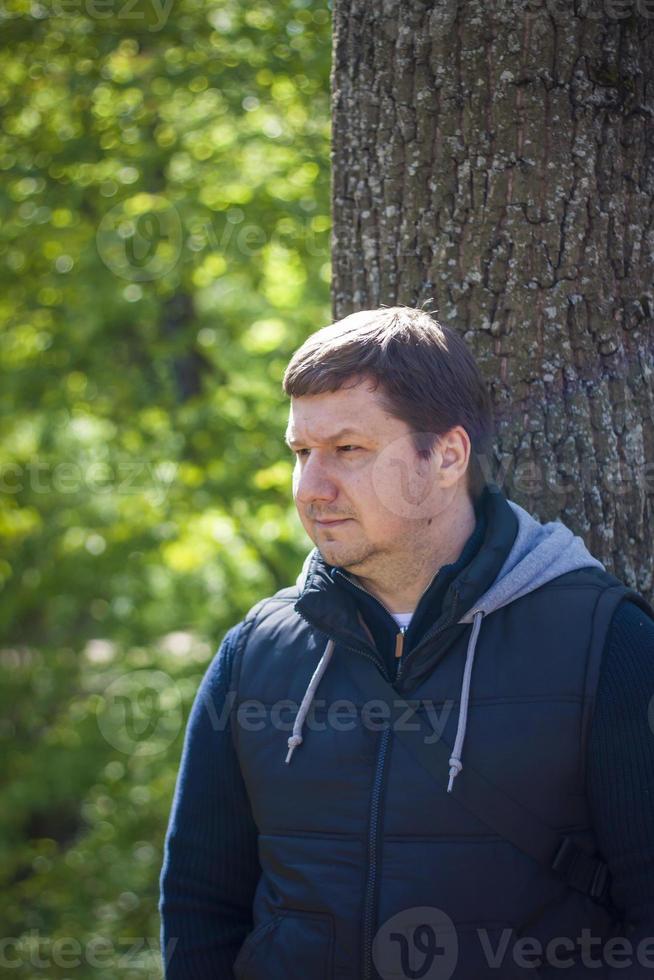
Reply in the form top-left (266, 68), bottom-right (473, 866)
top-left (331, 0), bottom-right (654, 601)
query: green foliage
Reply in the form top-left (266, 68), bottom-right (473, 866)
top-left (0, 0), bottom-right (331, 974)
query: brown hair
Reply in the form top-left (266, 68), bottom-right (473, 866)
top-left (282, 306), bottom-right (494, 501)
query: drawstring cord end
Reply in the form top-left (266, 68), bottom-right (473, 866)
top-left (285, 734), bottom-right (303, 764)
top-left (447, 758), bottom-right (463, 793)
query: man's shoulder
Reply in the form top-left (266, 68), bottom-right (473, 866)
top-left (537, 566), bottom-right (652, 613)
top-left (608, 597), bottom-right (654, 642)
top-left (236, 583), bottom-right (303, 638)
top-left (539, 565), bottom-right (625, 591)
top-left (247, 583), bottom-right (300, 615)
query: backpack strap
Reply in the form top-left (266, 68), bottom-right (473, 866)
top-left (580, 584), bottom-right (654, 789)
top-left (340, 648), bottom-right (614, 910)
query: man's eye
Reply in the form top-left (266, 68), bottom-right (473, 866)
top-left (292, 446), bottom-right (361, 457)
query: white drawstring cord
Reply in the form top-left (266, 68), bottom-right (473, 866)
top-left (447, 610), bottom-right (484, 792)
top-left (285, 639), bottom-right (335, 763)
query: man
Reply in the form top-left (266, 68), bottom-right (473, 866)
top-left (159, 307), bottom-right (654, 978)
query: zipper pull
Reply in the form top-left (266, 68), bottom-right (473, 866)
top-left (395, 626), bottom-right (408, 680)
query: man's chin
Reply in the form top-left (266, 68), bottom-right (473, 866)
top-left (318, 546), bottom-right (373, 574)
top-left (316, 541), bottom-right (348, 562)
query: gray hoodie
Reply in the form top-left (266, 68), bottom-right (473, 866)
top-left (286, 499), bottom-right (605, 792)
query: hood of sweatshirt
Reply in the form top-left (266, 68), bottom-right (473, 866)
top-left (285, 489), bottom-right (605, 790)
top-left (456, 496), bottom-right (604, 622)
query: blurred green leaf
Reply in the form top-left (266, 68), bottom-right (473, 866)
top-left (0, 0), bottom-right (331, 974)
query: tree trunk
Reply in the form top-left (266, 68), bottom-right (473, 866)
top-left (331, 0), bottom-right (654, 600)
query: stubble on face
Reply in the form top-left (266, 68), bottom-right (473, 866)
top-left (316, 514), bottom-right (436, 582)
top-left (312, 520), bottom-right (373, 570)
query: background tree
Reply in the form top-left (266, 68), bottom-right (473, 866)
top-left (331, 0), bottom-right (654, 601)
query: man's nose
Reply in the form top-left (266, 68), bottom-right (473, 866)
top-left (294, 453), bottom-right (339, 504)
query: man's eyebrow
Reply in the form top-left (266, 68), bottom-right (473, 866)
top-left (284, 427), bottom-right (368, 448)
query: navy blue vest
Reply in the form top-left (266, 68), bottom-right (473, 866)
top-left (229, 552), bottom-right (649, 979)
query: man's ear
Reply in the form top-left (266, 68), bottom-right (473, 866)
top-left (436, 426), bottom-right (471, 487)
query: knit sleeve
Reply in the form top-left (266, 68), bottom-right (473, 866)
top-left (586, 599), bottom-right (654, 970)
top-left (159, 623), bottom-right (261, 979)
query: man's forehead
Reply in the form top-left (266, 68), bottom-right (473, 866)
top-left (286, 389), bottom-right (398, 442)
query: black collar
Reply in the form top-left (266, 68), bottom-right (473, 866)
top-left (294, 485), bottom-right (519, 670)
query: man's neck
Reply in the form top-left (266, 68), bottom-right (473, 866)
top-left (347, 493), bottom-right (478, 614)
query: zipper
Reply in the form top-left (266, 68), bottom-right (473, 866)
top-left (336, 569), bottom-right (458, 684)
top-left (294, 603), bottom-right (393, 980)
top-left (397, 588), bottom-right (461, 680)
top-left (294, 586), bottom-right (459, 980)
top-left (362, 726), bottom-right (390, 980)
top-left (337, 571), bottom-right (409, 682)
top-left (294, 605), bottom-right (392, 682)
top-left (334, 571), bottom-right (414, 685)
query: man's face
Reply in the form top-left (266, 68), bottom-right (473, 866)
top-left (285, 377), bottom-right (460, 575)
